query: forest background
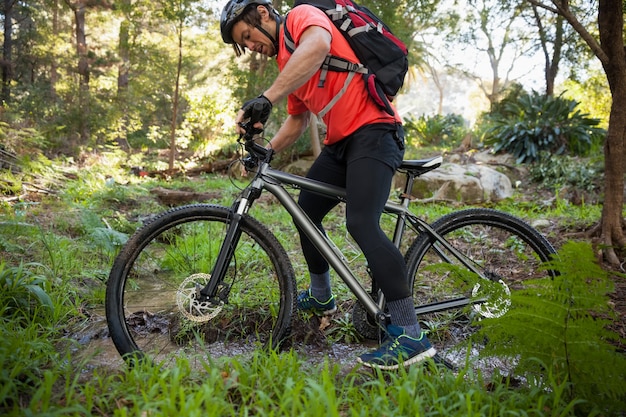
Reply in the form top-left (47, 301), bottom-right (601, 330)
top-left (1, 0), bottom-right (626, 415)
top-left (1, 0), bottom-right (624, 262)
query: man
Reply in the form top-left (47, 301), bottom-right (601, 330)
top-left (220, 0), bottom-right (436, 369)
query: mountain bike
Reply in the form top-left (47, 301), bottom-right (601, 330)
top-left (105, 119), bottom-right (557, 369)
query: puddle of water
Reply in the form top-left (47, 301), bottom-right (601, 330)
top-left (68, 312), bottom-right (516, 382)
top-left (68, 312), bottom-right (376, 375)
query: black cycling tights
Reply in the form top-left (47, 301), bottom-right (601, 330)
top-left (297, 149), bottom-right (410, 302)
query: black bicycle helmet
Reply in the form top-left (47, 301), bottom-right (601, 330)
top-left (220, 0), bottom-right (274, 44)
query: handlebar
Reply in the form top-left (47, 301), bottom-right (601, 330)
top-left (238, 121), bottom-right (274, 169)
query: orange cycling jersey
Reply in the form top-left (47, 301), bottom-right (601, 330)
top-left (276, 5), bottom-right (401, 145)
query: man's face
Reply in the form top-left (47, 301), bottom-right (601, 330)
top-left (230, 6), bottom-right (276, 57)
top-left (231, 20), bottom-right (276, 57)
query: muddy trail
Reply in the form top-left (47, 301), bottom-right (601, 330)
top-left (68, 303), bottom-right (380, 375)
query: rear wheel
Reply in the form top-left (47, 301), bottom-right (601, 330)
top-left (105, 204), bottom-right (296, 366)
top-left (405, 208), bottom-right (556, 370)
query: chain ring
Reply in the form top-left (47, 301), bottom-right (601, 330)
top-left (351, 300), bottom-right (383, 340)
top-left (176, 273), bottom-right (224, 323)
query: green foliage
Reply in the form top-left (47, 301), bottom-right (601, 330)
top-left (528, 152), bottom-right (603, 192)
top-left (559, 70), bottom-right (611, 129)
top-left (0, 262), bottom-right (54, 324)
top-left (180, 93), bottom-right (236, 154)
top-left (403, 113), bottom-right (467, 147)
top-left (483, 90), bottom-right (606, 163)
top-left (326, 312), bottom-right (363, 344)
top-left (0, 121), bottom-right (47, 154)
top-left (0, 322), bottom-right (61, 412)
top-left (2, 346), bottom-right (585, 416)
top-left (477, 241), bottom-right (626, 415)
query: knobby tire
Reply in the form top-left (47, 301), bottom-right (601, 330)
top-left (405, 208), bottom-right (557, 370)
top-left (105, 204), bottom-right (296, 366)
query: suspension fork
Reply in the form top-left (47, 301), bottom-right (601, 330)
top-left (199, 179), bottom-right (263, 299)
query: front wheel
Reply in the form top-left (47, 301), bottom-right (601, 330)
top-left (105, 204), bottom-right (297, 366)
top-left (405, 208), bottom-right (557, 370)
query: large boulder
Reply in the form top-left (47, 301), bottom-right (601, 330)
top-left (406, 162), bottom-right (514, 203)
top-left (285, 152), bottom-right (515, 203)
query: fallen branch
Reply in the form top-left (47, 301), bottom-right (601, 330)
top-left (134, 159), bottom-right (236, 179)
top-left (150, 187), bottom-right (222, 206)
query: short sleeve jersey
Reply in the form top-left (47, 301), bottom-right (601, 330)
top-left (276, 5), bottom-right (401, 145)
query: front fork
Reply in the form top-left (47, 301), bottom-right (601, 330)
top-left (198, 180), bottom-right (262, 300)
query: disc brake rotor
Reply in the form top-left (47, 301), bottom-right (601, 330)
top-left (471, 279), bottom-right (511, 318)
top-left (176, 273), bottom-right (224, 323)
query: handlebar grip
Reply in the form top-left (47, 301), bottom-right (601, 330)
top-left (249, 102), bottom-right (266, 125)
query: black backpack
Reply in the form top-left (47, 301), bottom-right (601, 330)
top-left (283, 0), bottom-right (409, 116)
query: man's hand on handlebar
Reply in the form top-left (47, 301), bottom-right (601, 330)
top-left (236, 94), bottom-right (272, 137)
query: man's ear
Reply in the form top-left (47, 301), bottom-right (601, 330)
top-left (257, 5), bottom-right (270, 21)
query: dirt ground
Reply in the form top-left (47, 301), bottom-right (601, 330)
top-left (5, 166), bottom-right (625, 355)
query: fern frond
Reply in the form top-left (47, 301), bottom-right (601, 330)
top-left (477, 241), bottom-right (626, 414)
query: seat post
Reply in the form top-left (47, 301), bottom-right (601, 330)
top-left (401, 171), bottom-right (416, 208)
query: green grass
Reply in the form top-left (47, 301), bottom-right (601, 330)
top-left (1, 346), bottom-right (585, 416)
top-left (0, 151), bottom-right (620, 416)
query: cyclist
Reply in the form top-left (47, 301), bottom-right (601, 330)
top-left (220, 0), bottom-right (436, 369)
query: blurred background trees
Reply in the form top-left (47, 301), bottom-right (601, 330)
top-left (1, 0), bottom-right (623, 263)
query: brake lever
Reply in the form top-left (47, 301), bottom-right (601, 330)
top-left (238, 122), bottom-right (264, 142)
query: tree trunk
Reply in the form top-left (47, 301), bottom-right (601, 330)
top-left (546, 14), bottom-right (564, 96)
top-left (531, 3), bottom-right (563, 96)
top-left (65, 0), bottom-right (91, 143)
top-left (169, 19), bottom-right (183, 171)
top-left (50, 0), bottom-right (59, 100)
top-left (116, 13), bottom-right (131, 151)
top-left (530, 0), bottom-right (626, 265)
top-left (309, 114), bottom-right (321, 157)
top-left (74, 3), bottom-right (89, 88)
top-left (598, 0), bottom-right (626, 265)
top-left (2, 0), bottom-right (14, 105)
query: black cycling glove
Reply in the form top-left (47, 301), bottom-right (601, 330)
top-left (241, 94), bottom-right (272, 126)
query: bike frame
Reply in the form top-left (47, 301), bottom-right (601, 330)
top-left (202, 150), bottom-right (485, 329)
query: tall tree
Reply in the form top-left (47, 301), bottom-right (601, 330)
top-left (520, 0), bottom-right (591, 96)
top-left (115, 0), bottom-right (132, 150)
top-left (1, 0), bottom-right (16, 104)
top-left (62, 0), bottom-right (112, 143)
top-left (528, 3), bottom-right (564, 96)
top-left (49, 0), bottom-right (60, 100)
top-left (421, 0), bottom-right (534, 109)
top-left (155, 0), bottom-right (202, 170)
top-left (526, 0), bottom-right (625, 265)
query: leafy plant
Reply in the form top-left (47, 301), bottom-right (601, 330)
top-left (477, 241), bottom-right (626, 415)
top-left (483, 91), bottom-right (605, 163)
top-left (326, 312), bottom-right (363, 344)
top-left (403, 113), bottom-right (467, 147)
top-left (0, 121), bottom-right (47, 154)
top-left (0, 323), bottom-right (61, 411)
top-left (0, 262), bottom-right (54, 323)
top-left (528, 152), bottom-right (603, 192)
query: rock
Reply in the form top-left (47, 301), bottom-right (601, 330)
top-left (283, 153), bottom-right (515, 203)
top-left (283, 158), bottom-right (315, 176)
top-left (531, 219), bottom-right (552, 229)
top-left (409, 163), bottom-right (513, 203)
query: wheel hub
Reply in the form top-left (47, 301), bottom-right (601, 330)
top-left (176, 273), bottom-right (224, 322)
